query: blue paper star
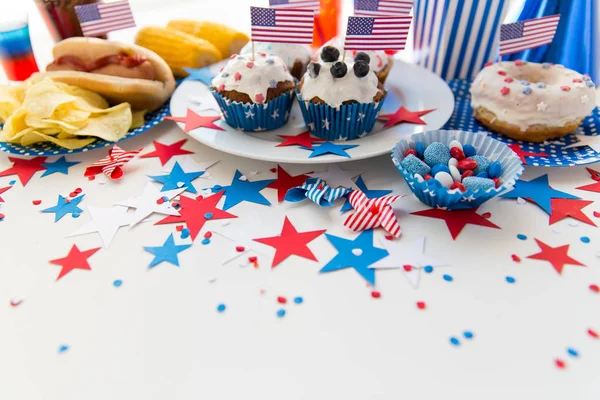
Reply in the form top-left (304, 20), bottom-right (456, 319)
top-left (144, 233), bottom-right (192, 268)
top-left (303, 142), bottom-right (359, 158)
top-left (219, 170), bottom-right (275, 210)
top-left (500, 174), bottom-right (580, 214)
top-left (148, 162), bottom-right (204, 194)
top-left (320, 229), bottom-right (388, 284)
top-left (41, 156), bottom-right (80, 177)
top-left (184, 67), bottom-right (216, 86)
top-left (340, 175), bottom-right (393, 212)
top-left (42, 194), bottom-right (85, 222)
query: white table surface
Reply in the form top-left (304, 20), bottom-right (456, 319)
top-left (2, 1), bottom-right (600, 399)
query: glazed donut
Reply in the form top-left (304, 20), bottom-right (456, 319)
top-left (470, 61), bottom-right (596, 142)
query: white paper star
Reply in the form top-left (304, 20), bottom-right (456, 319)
top-left (115, 182), bottom-right (185, 227)
top-left (562, 134), bottom-right (600, 153)
top-left (212, 211), bottom-right (271, 265)
top-left (308, 164), bottom-right (363, 189)
top-left (537, 101), bottom-right (548, 112)
top-left (67, 205), bottom-right (132, 247)
top-left (189, 92), bottom-right (220, 112)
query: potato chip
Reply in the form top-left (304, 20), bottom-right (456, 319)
top-left (18, 130), bottom-right (96, 149)
top-left (0, 83), bottom-right (25, 122)
top-left (132, 110), bottom-right (146, 129)
top-left (69, 102), bottom-right (132, 142)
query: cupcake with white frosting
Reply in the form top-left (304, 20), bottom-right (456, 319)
top-left (210, 52), bottom-right (296, 131)
top-left (297, 46), bottom-right (387, 140)
top-left (240, 42), bottom-right (313, 81)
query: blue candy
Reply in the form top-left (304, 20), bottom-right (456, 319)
top-left (522, 87), bottom-right (532, 95)
top-left (401, 154), bottom-right (431, 176)
top-left (416, 142), bottom-right (426, 158)
top-left (488, 161), bottom-right (502, 178)
top-left (423, 142), bottom-right (451, 167)
top-left (476, 171), bottom-right (489, 179)
top-left (463, 177), bottom-right (495, 192)
top-left (463, 144), bottom-right (476, 157)
top-left (431, 164), bottom-right (450, 176)
top-left (520, 80), bottom-right (530, 86)
top-left (469, 155), bottom-right (491, 175)
top-left (536, 82), bottom-right (547, 89)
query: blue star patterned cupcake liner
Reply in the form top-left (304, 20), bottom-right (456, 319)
top-left (295, 90), bottom-right (387, 141)
top-left (391, 130), bottom-right (524, 210)
top-left (209, 88), bottom-right (295, 132)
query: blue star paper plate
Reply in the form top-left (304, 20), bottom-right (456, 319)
top-left (443, 79), bottom-right (600, 167)
top-left (0, 101), bottom-right (170, 157)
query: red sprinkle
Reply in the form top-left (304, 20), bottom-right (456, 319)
top-left (500, 86), bottom-right (510, 96)
top-left (87, 175), bottom-right (95, 181)
top-left (269, 167), bottom-right (277, 173)
top-left (246, 61), bottom-right (254, 68)
top-left (482, 212), bottom-right (492, 219)
top-left (236, 246), bottom-right (245, 252)
top-left (74, 188), bottom-right (82, 194)
top-left (255, 93), bottom-right (265, 103)
top-left (450, 182), bottom-right (466, 192)
top-left (497, 70), bottom-right (507, 76)
top-left (258, 52), bottom-right (266, 57)
top-left (217, 83), bottom-right (225, 92)
top-left (403, 265), bottom-right (412, 272)
top-left (156, 197), bottom-right (165, 205)
top-left (171, 202), bottom-right (180, 208)
top-left (423, 174), bottom-right (432, 181)
top-left (416, 301), bottom-right (426, 310)
top-left (458, 159), bottom-right (478, 170)
top-left (504, 77), bottom-right (514, 83)
top-left (248, 256), bottom-right (257, 262)
top-left (204, 231), bottom-right (212, 239)
top-left (229, 54), bottom-right (237, 60)
top-left (594, 211), bottom-right (600, 218)
top-left (588, 329), bottom-right (599, 339)
top-left (32, 200), bottom-right (42, 205)
top-left (234, 72), bottom-right (242, 81)
top-left (277, 296), bottom-right (287, 304)
top-left (371, 290), bottom-right (381, 299)
top-left (318, 184), bottom-right (324, 190)
top-left (589, 284), bottom-right (599, 293)
top-left (573, 78), bottom-right (583, 83)
top-left (484, 61), bottom-right (493, 67)
top-left (176, 225), bottom-right (184, 232)
top-left (450, 147), bottom-right (465, 160)
top-left (384, 235), bottom-right (394, 240)
top-left (461, 170), bottom-right (474, 180)
top-left (561, 86), bottom-right (571, 92)
top-left (0, 213), bottom-right (5, 219)
top-left (493, 177), bottom-right (501, 188)
top-left (404, 149), bottom-right (418, 157)
top-left (69, 192), bottom-right (77, 198)
top-left (514, 59), bottom-right (524, 66)
top-left (512, 254), bottom-right (521, 262)
top-left (555, 359), bottom-right (566, 369)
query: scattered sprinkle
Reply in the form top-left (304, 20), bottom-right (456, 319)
top-left (217, 303), bottom-right (226, 313)
top-left (589, 284), bottom-right (599, 293)
top-left (176, 225), bottom-right (184, 231)
top-left (403, 265), bottom-right (412, 271)
top-left (517, 234), bottom-right (527, 240)
top-left (442, 274), bottom-right (453, 282)
top-left (113, 279), bottom-right (122, 287)
top-left (416, 301), bottom-right (426, 310)
top-left (9, 180), bottom-right (16, 185)
top-left (567, 348), bottom-right (579, 357)
top-left (204, 231), bottom-right (212, 239)
top-left (593, 211), bottom-right (600, 218)
top-left (482, 212), bottom-right (492, 219)
top-left (580, 236), bottom-right (590, 243)
top-left (201, 238), bottom-right (210, 245)
top-left (277, 296), bottom-right (287, 304)
top-left (450, 337), bottom-right (460, 346)
top-left (181, 228), bottom-right (190, 239)
top-left (236, 246), bottom-right (245, 252)
top-left (463, 331), bottom-right (474, 339)
top-left (506, 276), bottom-right (516, 284)
top-left (204, 212), bottom-right (213, 219)
top-left (293, 296), bottom-right (303, 304)
top-left (32, 200), bottom-right (41, 205)
top-left (72, 212), bottom-right (81, 218)
top-left (9, 297), bottom-right (24, 307)
top-left (588, 329), bottom-right (599, 339)
top-left (555, 359), bottom-right (566, 369)
top-left (371, 290), bottom-right (381, 299)
top-left (276, 309), bottom-right (286, 318)
top-left (568, 220), bottom-right (579, 227)
top-left (424, 265), bottom-right (434, 273)
top-left (511, 254), bottom-right (521, 262)
top-left (58, 344), bottom-right (69, 354)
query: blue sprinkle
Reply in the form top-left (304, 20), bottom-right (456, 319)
top-left (276, 309), bottom-right (286, 318)
top-left (9, 180), bottom-right (16, 185)
top-left (586, 81), bottom-right (595, 88)
top-left (431, 164), bottom-right (450, 176)
top-left (113, 279), bottom-right (123, 287)
top-left (463, 144), bottom-right (476, 157)
top-left (217, 304), bottom-right (226, 313)
top-left (567, 348), bottom-right (579, 357)
top-left (266, 58), bottom-right (275, 64)
top-left (269, 79), bottom-right (277, 88)
top-left (58, 344), bottom-right (69, 353)
top-left (450, 337), bottom-right (460, 346)
top-left (416, 142), bottom-right (426, 157)
top-left (536, 82), bottom-right (547, 88)
top-left (443, 274), bottom-right (453, 282)
top-left (221, 72), bottom-right (229, 78)
top-left (424, 265), bottom-right (434, 273)
top-left (204, 212), bottom-right (213, 219)
top-left (202, 238), bottom-right (211, 245)
top-left (212, 184), bottom-right (222, 191)
top-left (463, 331), bottom-right (474, 339)
top-left (488, 161), bottom-right (502, 178)
top-left (581, 236), bottom-right (590, 243)
top-left (522, 87), bottom-right (532, 95)
top-left (181, 228), bottom-right (190, 239)
top-left (469, 155), bottom-right (491, 175)
top-left (424, 142), bottom-right (451, 167)
top-left (520, 80), bottom-right (530, 86)
top-left (237, 55), bottom-right (244, 60)
top-left (294, 296), bottom-right (303, 304)
top-left (72, 212), bottom-right (81, 218)
top-left (517, 234), bottom-right (527, 240)
top-left (401, 154), bottom-right (431, 176)
top-left (505, 276), bottom-right (516, 284)
top-left (161, 196), bottom-right (168, 202)
top-left (583, 75), bottom-right (591, 81)
top-left (463, 176), bottom-right (495, 192)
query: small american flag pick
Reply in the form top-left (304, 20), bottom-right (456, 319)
top-left (74, 0), bottom-right (136, 37)
top-left (84, 146), bottom-right (141, 180)
top-left (251, 6), bottom-right (314, 45)
top-left (270, 0), bottom-right (320, 15)
top-left (344, 15), bottom-right (412, 51)
top-left (343, 190), bottom-right (403, 238)
top-left (354, 0), bottom-right (413, 17)
top-left (499, 14), bottom-right (560, 56)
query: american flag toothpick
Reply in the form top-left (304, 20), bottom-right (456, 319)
top-left (499, 14), bottom-right (560, 56)
top-left (354, 0), bottom-right (413, 17)
top-left (344, 15), bottom-right (412, 51)
top-left (74, 0), bottom-right (136, 37)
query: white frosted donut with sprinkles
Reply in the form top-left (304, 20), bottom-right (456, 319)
top-left (470, 61), bottom-right (596, 142)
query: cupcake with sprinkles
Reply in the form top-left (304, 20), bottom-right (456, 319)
top-left (210, 52), bottom-right (296, 131)
top-left (240, 42), bottom-right (313, 81)
top-left (297, 45), bottom-right (387, 140)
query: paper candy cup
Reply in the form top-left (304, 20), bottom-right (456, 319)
top-left (210, 88), bottom-right (295, 132)
top-left (391, 130), bottom-right (524, 210)
top-left (295, 91), bottom-right (387, 141)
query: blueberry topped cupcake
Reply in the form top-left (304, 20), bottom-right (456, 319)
top-left (210, 52), bottom-right (296, 131)
top-left (240, 42), bottom-right (312, 81)
top-left (297, 46), bottom-right (387, 140)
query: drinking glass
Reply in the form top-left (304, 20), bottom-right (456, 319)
top-left (0, 12), bottom-right (39, 81)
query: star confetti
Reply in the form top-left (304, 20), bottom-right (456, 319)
top-left (340, 175), bottom-right (393, 212)
top-left (276, 131), bottom-right (325, 149)
top-left (148, 161), bottom-right (205, 194)
top-left (67, 205), bottom-right (132, 248)
top-left (115, 182), bottom-right (185, 227)
top-left (189, 92), bottom-right (220, 113)
top-left (507, 144), bottom-right (549, 165)
top-left (344, 190), bottom-right (403, 238)
top-left (84, 146), bottom-right (141, 179)
top-left (266, 165), bottom-right (310, 203)
top-left (304, 142), bottom-right (359, 158)
top-left (49, 245), bottom-right (100, 280)
top-left (308, 164), bottom-right (362, 189)
top-left (501, 174), bottom-right (579, 214)
top-left (284, 178), bottom-right (351, 207)
top-left (41, 156), bottom-right (80, 177)
top-left (42, 195), bottom-right (85, 222)
top-left (166, 109), bottom-right (224, 133)
top-left (527, 239), bottom-right (585, 275)
top-left (411, 207), bottom-right (500, 240)
top-left (144, 233), bottom-right (192, 269)
top-left (0, 185), bottom-right (11, 202)
top-left (141, 139), bottom-right (194, 166)
top-left (576, 168), bottom-right (600, 193)
top-left (155, 191), bottom-right (237, 241)
top-left (547, 198), bottom-right (596, 227)
top-left (320, 229), bottom-right (388, 285)
top-left (0, 156), bottom-right (47, 186)
top-left (219, 170), bottom-right (274, 210)
top-left (184, 66), bottom-right (216, 85)
top-left (254, 216), bottom-right (326, 268)
top-left (379, 106), bottom-right (436, 128)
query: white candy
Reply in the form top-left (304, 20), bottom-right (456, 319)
top-left (448, 157), bottom-right (458, 167)
top-left (434, 171), bottom-right (454, 188)
top-left (449, 165), bottom-right (461, 182)
top-left (449, 140), bottom-right (463, 150)
top-left (414, 173), bottom-right (424, 183)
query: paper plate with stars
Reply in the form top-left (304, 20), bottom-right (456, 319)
top-left (169, 60), bottom-right (454, 164)
top-left (444, 79), bottom-right (600, 167)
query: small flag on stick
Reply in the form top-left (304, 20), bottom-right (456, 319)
top-left (74, 0), bottom-right (136, 37)
top-left (499, 14), bottom-right (560, 56)
top-left (250, 6), bottom-right (314, 45)
top-left (354, 0), bottom-right (413, 16)
top-left (270, 0), bottom-right (320, 15)
top-left (344, 15), bottom-right (412, 51)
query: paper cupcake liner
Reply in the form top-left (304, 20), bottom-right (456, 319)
top-left (296, 91), bottom-right (386, 141)
top-left (210, 88), bottom-right (295, 132)
top-left (391, 130), bottom-right (524, 210)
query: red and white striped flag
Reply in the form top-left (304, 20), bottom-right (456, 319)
top-left (74, 0), bottom-right (136, 37)
top-left (250, 6), bottom-right (314, 44)
top-left (344, 15), bottom-right (412, 51)
top-left (84, 146), bottom-right (141, 180)
top-left (269, 0), bottom-right (320, 15)
top-left (343, 190), bottom-right (403, 238)
top-left (354, 0), bottom-right (413, 17)
top-left (499, 14), bottom-right (560, 56)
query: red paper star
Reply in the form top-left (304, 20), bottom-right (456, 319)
top-left (140, 139), bottom-right (194, 165)
top-left (266, 165), bottom-right (311, 203)
top-left (49, 245), bottom-right (101, 281)
top-left (411, 207), bottom-right (501, 240)
top-left (379, 106), bottom-right (436, 128)
top-left (0, 156), bottom-right (47, 186)
top-left (507, 144), bottom-right (549, 165)
top-left (576, 179), bottom-right (600, 194)
top-left (527, 239), bottom-right (585, 275)
top-left (155, 191), bottom-right (236, 241)
top-left (0, 185), bottom-right (10, 202)
top-left (586, 167), bottom-right (600, 181)
top-left (166, 109), bottom-right (224, 133)
top-left (253, 216), bottom-right (326, 268)
top-left (276, 131), bottom-right (325, 149)
top-left (548, 198), bottom-right (596, 226)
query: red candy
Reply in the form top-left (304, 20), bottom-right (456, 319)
top-left (423, 174), bottom-right (432, 181)
top-left (457, 159), bottom-right (478, 170)
top-left (461, 170), bottom-right (474, 179)
top-left (32, 200), bottom-right (41, 205)
top-left (504, 77), bottom-right (514, 83)
top-left (500, 86), bottom-right (510, 96)
top-left (512, 254), bottom-right (521, 262)
top-left (277, 296), bottom-right (287, 304)
top-left (590, 284), bottom-right (599, 293)
top-left (204, 231), bottom-right (212, 239)
top-left (514, 59), bottom-right (524, 66)
top-left (450, 147), bottom-right (465, 160)
top-left (248, 256), bottom-right (257, 263)
top-left (416, 301), bottom-right (426, 310)
top-left (236, 246), bottom-right (245, 252)
top-left (234, 72), bottom-right (242, 81)
top-left (497, 70), bottom-right (507, 76)
top-left (492, 177), bottom-right (501, 188)
top-left (404, 149), bottom-right (418, 157)
top-left (371, 290), bottom-right (381, 299)
top-left (403, 265), bottom-right (412, 271)
top-left (484, 61), bottom-right (493, 67)
top-left (450, 182), bottom-right (466, 192)
top-left (255, 93), bottom-right (265, 103)
top-left (561, 86), bottom-right (571, 92)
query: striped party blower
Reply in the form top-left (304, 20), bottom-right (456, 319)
top-left (343, 190), bottom-right (403, 238)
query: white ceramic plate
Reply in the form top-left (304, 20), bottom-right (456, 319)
top-left (170, 60), bottom-right (455, 164)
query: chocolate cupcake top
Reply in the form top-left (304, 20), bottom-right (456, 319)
top-left (316, 37), bottom-right (390, 73)
top-left (240, 42), bottom-right (313, 71)
top-left (211, 53), bottom-right (294, 104)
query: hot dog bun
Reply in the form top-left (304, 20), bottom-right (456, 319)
top-left (31, 37), bottom-right (175, 111)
